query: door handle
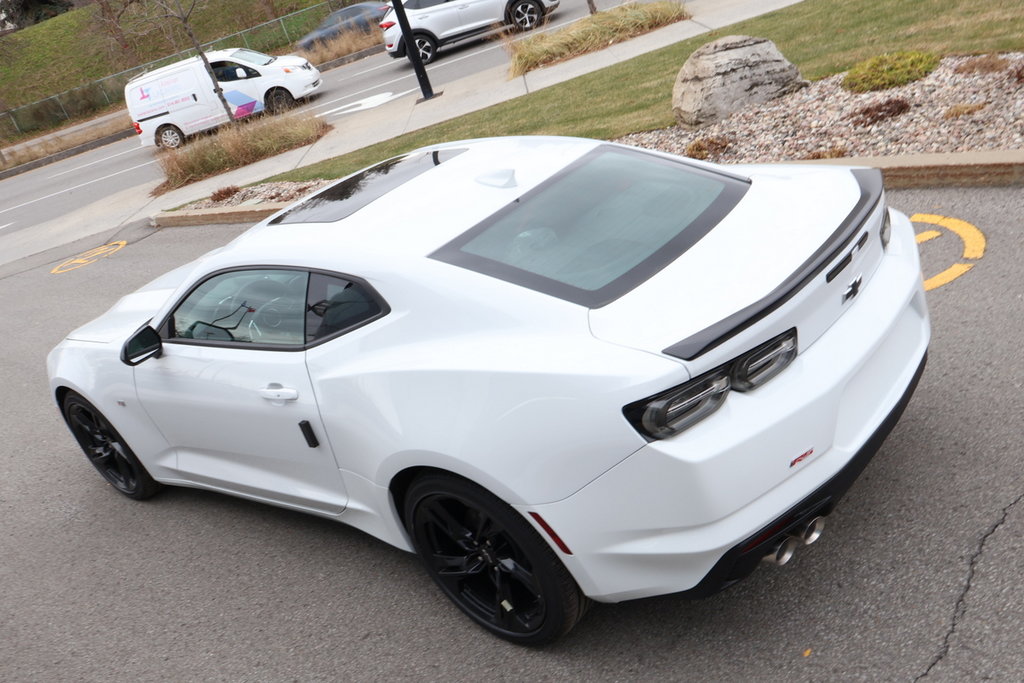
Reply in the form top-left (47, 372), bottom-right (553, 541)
top-left (259, 385), bottom-right (299, 402)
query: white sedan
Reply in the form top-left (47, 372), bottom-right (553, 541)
top-left (48, 136), bottom-right (929, 645)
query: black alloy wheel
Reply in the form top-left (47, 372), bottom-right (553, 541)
top-left (404, 474), bottom-right (588, 645)
top-left (62, 393), bottom-right (162, 500)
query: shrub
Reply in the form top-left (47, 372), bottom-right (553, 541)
top-left (803, 145), bottom-right (849, 160)
top-left (848, 97), bottom-right (911, 127)
top-left (296, 28), bottom-right (382, 66)
top-left (685, 135), bottom-right (731, 160)
top-left (954, 54), bottom-right (1009, 74)
top-left (210, 185), bottom-right (241, 202)
top-left (508, 2), bottom-right (689, 77)
top-left (841, 51), bottom-right (940, 92)
top-left (156, 114), bottom-right (329, 191)
top-left (943, 102), bottom-right (987, 119)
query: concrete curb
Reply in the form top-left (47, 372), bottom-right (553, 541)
top-left (150, 151), bottom-right (1024, 227)
top-left (153, 202), bottom-right (289, 226)
top-left (0, 128), bottom-right (135, 181)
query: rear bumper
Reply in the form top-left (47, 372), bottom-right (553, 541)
top-left (522, 209), bottom-right (929, 602)
top-left (680, 351), bottom-right (926, 597)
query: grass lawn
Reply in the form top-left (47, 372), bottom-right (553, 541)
top-left (269, 0), bottom-right (1024, 183)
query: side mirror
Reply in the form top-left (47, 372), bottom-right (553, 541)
top-left (121, 325), bottom-right (163, 366)
top-left (235, 67), bottom-right (247, 79)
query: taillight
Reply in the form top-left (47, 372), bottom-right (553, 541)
top-left (729, 328), bottom-right (797, 392)
top-left (380, 20), bottom-right (396, 29)
top-left (132, 121), bottom-right (142, 135)
top-left (879, 208), bottom-right (892, 250)
top-left (624, 328), bottom-right (798, 439)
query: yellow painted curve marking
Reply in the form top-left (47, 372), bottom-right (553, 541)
top-left (51, 241), bottom-right (126, 274)
top-left (911, 214), bottom-right (986, 291)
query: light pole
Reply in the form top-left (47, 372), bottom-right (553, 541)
top-left (390, 0), bottom-right (438, 101)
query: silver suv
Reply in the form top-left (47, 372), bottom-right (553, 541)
top-left (381, 0), bottom-right (560, 64)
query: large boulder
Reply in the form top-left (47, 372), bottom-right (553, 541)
top-left (672, 35), bottom-right (808, 129)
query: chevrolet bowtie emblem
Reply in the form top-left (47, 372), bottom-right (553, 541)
top-left (843, 275), bottom-right (863, 303)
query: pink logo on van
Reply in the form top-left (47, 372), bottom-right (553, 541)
top-left (138, 87), bottom-right (151, 101)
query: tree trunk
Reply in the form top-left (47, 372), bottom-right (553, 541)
top-left (173, 0), bottom-right (234, 123)
top-left (586, 0), bottom-right (597, 14)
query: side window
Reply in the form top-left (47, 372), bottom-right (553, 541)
top-left (305, 273), bottom-right (384, 342)
top-left (211, 60), bottom-right (259, 81)
top-left (169, 269), bottom-right (309, 347)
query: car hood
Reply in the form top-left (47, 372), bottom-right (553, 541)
top-left (273, 55), bottom-right (311, 68)
top-left (588, 165), bottom-right (863, 360)
top-left (64, 262), bottom-right (196, 344)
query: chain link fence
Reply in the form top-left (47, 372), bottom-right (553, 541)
top-left (0, 0), bottom-right (354, 140)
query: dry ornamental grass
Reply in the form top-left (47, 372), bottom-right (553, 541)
top-left (155, 113), bottom-right (329, 192)
top-left (296, 28), bottom-right (382, 66)
top-left (507, 2), bottom-right (689, 77)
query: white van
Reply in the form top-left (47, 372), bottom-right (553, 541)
top-left (125, 48), bottom-right (322, 148)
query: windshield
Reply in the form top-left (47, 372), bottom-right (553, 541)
top-left (230, 48), bottom-right (275, 65)
top-left (431, 145), bottom-right (750, 308)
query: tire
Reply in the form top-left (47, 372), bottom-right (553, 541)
top-left (404, 474), bottom-right (589, 645)
top-left (155, 124), bottom-right (184, 149)
top-left (509, 0), bottom-right (542, 30)
top-left (410, 33), bottom-right (437, 65)
top-left (62, 392), bottom-right (162, 500)
top-left (265, 87), bottom-right (296, 114)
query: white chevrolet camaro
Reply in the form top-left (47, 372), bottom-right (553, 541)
top-left (48, 136), bottom-right (929, 645)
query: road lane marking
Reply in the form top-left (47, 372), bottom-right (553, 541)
top-left (0, 160), bottom-right (158, 216)
top-left (317, 89), bottom-right (418, 117)
top-left (912, 213), bottom-right (986, 291)
top-left (48, 145), bottom-right (149, 179)
top-left (0, 222), bottom-right (13, 232)
top-left (51, 241), bottom-right (127, 273)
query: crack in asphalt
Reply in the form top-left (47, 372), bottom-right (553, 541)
top-left (915, 492), bottom-right (1024, 680)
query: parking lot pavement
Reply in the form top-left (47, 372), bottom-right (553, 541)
top-left (2, 185), bottom-right (1023, 679)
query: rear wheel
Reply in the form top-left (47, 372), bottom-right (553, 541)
top-left (404, 474), bottom-right (588, 645)
top-left (509, 0), bottom-right (542, 30)
top-left (265, 87), bottom-right (296, 113)
top-left (156, 124), bottom-right (184, 149)
top-left (410, 33), bottom-right (437, 64)
top-left (62, 392), bottom-right (162, 500)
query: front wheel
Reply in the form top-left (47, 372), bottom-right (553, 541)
top-left (265, 87), bottom-right (296, 113)
top-left (404, 474), bottom-right (588, 645)
top-left (62, 392), bottom-right (162, 500)
top-left (509, 0), bottom-right (542, 30)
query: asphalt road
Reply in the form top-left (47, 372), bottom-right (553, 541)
top-left (1, 184), bottom-right (1021, 680)
top-left (0, 0), bottom-right (611, 239)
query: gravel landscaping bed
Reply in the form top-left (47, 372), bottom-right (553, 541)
top-left (618, 53), bottom-right (1024, 163)
top-left (188, 53), bottom-right (1023, 210)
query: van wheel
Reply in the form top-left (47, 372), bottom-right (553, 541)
top-left (266, 88), bottom-right (295, 113)
top-left (156, 125), bottom-right (184, 149)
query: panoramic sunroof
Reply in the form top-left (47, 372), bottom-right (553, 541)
top-left (269, 148), bottom-right (466, 225)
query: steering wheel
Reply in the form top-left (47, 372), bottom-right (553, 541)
top-left (248, 297), bottom-right (288, 340)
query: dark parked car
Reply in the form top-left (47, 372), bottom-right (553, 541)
top-left (297, 2), bottom-right (390, 51)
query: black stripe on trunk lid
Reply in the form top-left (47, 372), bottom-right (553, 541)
top-left (663, 168), bottom-right (884, 361)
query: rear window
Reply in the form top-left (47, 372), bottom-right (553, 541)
top-left (430, 145), bottom-right (749, 308)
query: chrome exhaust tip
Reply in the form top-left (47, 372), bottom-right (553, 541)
top-left (792, 516), bottom-right (825, 545)
top-left (762, 536), bottom-right (800, 566)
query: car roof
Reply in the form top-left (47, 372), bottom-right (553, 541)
top-left (231, 137), bottom-right (604, 264)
